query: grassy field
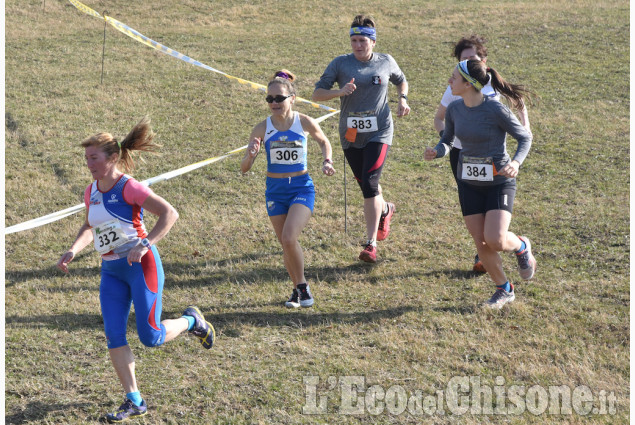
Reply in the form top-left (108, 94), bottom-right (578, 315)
top-left (4, 0), bottom-right (629, 423)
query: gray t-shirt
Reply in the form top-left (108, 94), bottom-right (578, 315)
top-left (434, 96), bottom-right (532, 186)
top-left (315, 53), bottom-right (406, 149)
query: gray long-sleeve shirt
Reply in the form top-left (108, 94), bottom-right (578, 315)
top-left (315, 53), bottom-right (406, 149)
top-left (434, 96), bottom-right (532, 186)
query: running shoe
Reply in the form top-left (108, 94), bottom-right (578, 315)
top-left (484, 288), bottom-right (515, 309)
top-left (285, 288), bottom-right (300, 308)
top-left (377, 202), bottom-right (395, 241)
top-left (297, 283), bottom-right (314, 308)
top-left (473, 254), bottom-right (486, 273)
top-left (106, 398), bottom-right (147, 423)
top-left (359, 243), bottom-right (377, 263)
top-left (516, 236), bottom-right (536, 280)
top-left (183, 306), bottom-right (215, 349)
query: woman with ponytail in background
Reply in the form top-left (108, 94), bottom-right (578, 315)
top-left (57, 117), bottom-right (216, 423)
top-left (432, 35), bottom-right (531, 273)
top-left (424, 60), bottom-right (536, 309)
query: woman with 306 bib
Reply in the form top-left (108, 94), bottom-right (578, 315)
top-left (241, 70), bottom-right (335, 308)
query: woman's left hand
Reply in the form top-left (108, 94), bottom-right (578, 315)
top-left (397, 99), bottom-right (410, 117)
top-left (498, 160), bottom-right (520, 178)
top-left (322, 162), bottom-right (335, 176)
top-left (127, 244), bottom-right (149, 266)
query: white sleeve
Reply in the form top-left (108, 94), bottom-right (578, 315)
top-left (440, 85), bottom-right (458, 107)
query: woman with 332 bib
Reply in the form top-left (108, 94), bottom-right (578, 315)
top-left (57, 117), bottom-right (215, 423)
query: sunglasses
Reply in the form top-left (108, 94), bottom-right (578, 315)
top-left (265, 94), bottom-right (292, 104)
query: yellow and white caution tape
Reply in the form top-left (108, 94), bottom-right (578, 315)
top-left (4, 145), bottom-right (245, 235)
top-left (68, 0), bottom-right (102, 18)
top-left (68, 0), bottom-right (338, 113)
top-left (5, 110), bottom-right (339, 235)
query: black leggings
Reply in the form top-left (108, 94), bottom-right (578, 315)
top-left (344, 143), bottom-right (390, 199)
top-left (449, 147), bottom-right (460, 183)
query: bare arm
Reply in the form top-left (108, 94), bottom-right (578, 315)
top-left (140, 193), bottom-right (179, 245)
top-left (395, 80), bottom-right (410, 117)
top-left (56, 214), bottom-right (93, 273)
top-left (433, 104), bottom-right (447, 134)
top-left (300, 114), bottom-right (335, 176)
top-left (312, 78), bottom-right (356, 102)
top-left (241, 121), bottom-right (266, 174)
top-left (516, 101), bottom-right (531, 132)
top-left (126, 192), bottom-right (179, 265)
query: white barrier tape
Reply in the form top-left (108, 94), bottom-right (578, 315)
top-left (68, 0), bottom-right (338, 113)
top-left (5, 204), bottom-right (86, 235)
top-left (5, 110), bottom-right (340, 235)
top-left (5, 145), bottom-right (245, 235)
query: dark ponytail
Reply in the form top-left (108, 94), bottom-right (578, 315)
top-left (465, 59), bottom-right (530, 110)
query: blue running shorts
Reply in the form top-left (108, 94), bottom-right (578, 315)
top-left (265, 173), bottom-right (315, 216)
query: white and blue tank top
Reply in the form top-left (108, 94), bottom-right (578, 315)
top-left (264, 112), bottom-right (308, 173)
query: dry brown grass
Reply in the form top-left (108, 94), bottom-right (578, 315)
top-left (5, 0), bottom-right (629, 423)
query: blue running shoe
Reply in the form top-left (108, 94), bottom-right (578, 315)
top-left (106, 398), bottom-right (147, 423)
top-left (485, 288), bottom-right (515, 309)
top-left (183, 306), bottom-right (215, 349)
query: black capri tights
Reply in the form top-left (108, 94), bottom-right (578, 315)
top-left (344, 142), bottom-right (390, 199)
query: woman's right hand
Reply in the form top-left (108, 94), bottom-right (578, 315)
top-left (248, 137), bottom-right (262, 157)
top-left (57, 250), bottom-right (75, 273)
top-left (340, 78), bottom-right (356, 96)
top-left (424, 147), bottom-right (437, 161)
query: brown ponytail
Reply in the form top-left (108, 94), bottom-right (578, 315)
top-left (81, 116), bottom-right (160, 173)
top-left (486, 67), bottom-right (531, 110)
top-left (268, 69), bottom-right (296, 96)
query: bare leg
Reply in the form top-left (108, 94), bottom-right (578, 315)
top-left (109, 345), bottom-right (137, 394)
top-left (483, 210), bottom-right (523, 253)
top-left (364, 194), bottom-right (384, 242)
top-left (463, 213), bottom-right (508, 286)
top-left (269, 204), bottom-right (312, 286)
top-left (162, 317), bottom-right (189, 343)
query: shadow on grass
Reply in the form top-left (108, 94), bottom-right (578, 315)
top-left (5, 251), bottom-right (99, 288)
top-left (4, 400), bottom-right (105, 425)
top-left (4, 305), bottom-right (420, 333)
top-left (420, 268), bottom-right (487, 280)
top-left (196, 305), bottom-right (421, 332)
top-left (431, 304), bottom-right (477, 315)
top-left (5, 252), bottom-right (393, 290)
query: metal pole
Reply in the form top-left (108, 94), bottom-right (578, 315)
top-left (343, 154), bottom-right (347, 234)
top-left (100, 12), bottom-right (108, 85)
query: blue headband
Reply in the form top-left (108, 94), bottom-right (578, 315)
top-left (350, 26), bottom-right (376, 41)
top-left (457, 60), bottom-right (483, 90)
